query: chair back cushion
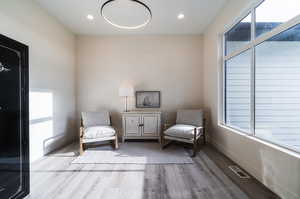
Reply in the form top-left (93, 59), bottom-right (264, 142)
top-left (176, 109), bottom-right (203, 126)
top-left (81, 111), bottom-right (111, 127)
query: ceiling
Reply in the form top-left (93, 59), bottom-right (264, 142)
top-left (35, 0), bottom-right (228, 35)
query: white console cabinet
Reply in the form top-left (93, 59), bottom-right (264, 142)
top-left (122, 111), bottom-right (161, 143)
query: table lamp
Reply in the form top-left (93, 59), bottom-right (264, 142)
top-left (119, 86), bottom-right (134, 112)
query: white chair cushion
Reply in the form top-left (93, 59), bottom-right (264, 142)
top-left (83, 126), bottom-right (116, 139)
top-left (81, 111), bottom-right (111, 127)
top-left (164, 124), bottom-right (201, 139)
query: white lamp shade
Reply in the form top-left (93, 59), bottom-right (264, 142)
top-left (119, 87), bottom-right (134, 97)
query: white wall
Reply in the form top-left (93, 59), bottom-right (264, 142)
top-left (76, 35), bottom-right (203, 132)
top-left (2, 1), bottom-right (299, 198)
top-left (203, 0), bottom-right (300, 199)
top-left (0, 0), bottom-right (76, 162)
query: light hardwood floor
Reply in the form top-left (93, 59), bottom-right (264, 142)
top-left (27, 143), bottom-right (279, 199)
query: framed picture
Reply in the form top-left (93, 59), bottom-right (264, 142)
top-left (136, 91), bottom-right (161, 108)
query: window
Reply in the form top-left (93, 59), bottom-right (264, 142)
top-left (256, 0), bottom-right (300, 37)
top-left (225, 49), bottom-right (251, 133)
top-left (225, 13), bottom-right (251, 55)
top-left (255, 24), bottom-right (300, 152)
top-left (29, 90), bottom-right (54, 161)
top-left (223, 0), bottom-right (300, 153)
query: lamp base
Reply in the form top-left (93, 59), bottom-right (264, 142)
top-left (124, 96), bottom-right (129, 112)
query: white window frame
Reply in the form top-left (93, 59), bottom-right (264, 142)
top-left (220, 0), bottom-right (300, 153)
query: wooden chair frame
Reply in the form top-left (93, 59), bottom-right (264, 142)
top-left (161, 119), bottom-right (206, 157)
top-left (79, 116), bottom-right (118, 155)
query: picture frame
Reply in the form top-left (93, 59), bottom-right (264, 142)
top-left (136, 91), bottom-right (161, 108)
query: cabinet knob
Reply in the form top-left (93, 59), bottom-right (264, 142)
top-left (138, 124), bottom-right (144, 127)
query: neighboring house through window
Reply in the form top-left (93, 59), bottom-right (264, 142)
top-left (222, 0), bottom-right (300, 153)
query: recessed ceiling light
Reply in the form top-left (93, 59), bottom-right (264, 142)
top-left (87, 14), bottom-right (94, 20)
top-left (178, 13), bottom-right (185, 19)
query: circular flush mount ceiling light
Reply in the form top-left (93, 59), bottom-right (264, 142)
top-left (101, 0), bottom-right (152, 30)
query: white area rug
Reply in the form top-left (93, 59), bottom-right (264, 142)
top-left (72, 142), bottom-right (193, 164)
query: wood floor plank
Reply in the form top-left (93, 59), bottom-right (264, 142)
top-left (26, 143), bottom-right (279, 199)
top-left (202, 146), bottom-right (280, 199)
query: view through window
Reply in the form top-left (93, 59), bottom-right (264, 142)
top-left (223, 0), bottom-right (300, 152)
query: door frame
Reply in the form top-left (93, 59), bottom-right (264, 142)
top-left (0, 34), bottom-right (29, 198)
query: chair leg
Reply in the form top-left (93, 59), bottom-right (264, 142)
top-left (115, 136), bottom-right (119, 150)
top-left (160, 135), bottom-right (164, 149)
top-left (192, 139), bottom-right (198, 157)
top-left (203, 125), bottom-right (206, 145)
top-left (162, 140), bottom-right (173, 150)
top-left (79, 141), bottom-right (84, 155)
top-left (191, 128), bottom-right (198, 157)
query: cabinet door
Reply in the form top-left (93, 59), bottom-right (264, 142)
top-left (142, 115), bottom-right (158, 137)
top-left (124, 115), bottom-right (141, 137)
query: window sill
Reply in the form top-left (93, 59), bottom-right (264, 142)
top-left (217, 123), bottom-right (300, 159)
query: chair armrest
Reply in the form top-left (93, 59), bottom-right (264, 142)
top-left (163, 123), bottom-right (172, 131)
top-left (194, 126), bottom-right (204, 138)
top-left (80, 118), bottom-right (85, 138)
top-left (195, 126), bottom-right (203, 133)
top-left (80, 126), bottom-right (84, 138)
top-left (195, 126), bottom-right (203, 130)
top-left (111, 125), bottom-right (118, 137)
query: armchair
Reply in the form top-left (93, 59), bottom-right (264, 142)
top-left (161, 109), bottom-right (205, 157)
top-left (79, 111), bottom-right (118, 155)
